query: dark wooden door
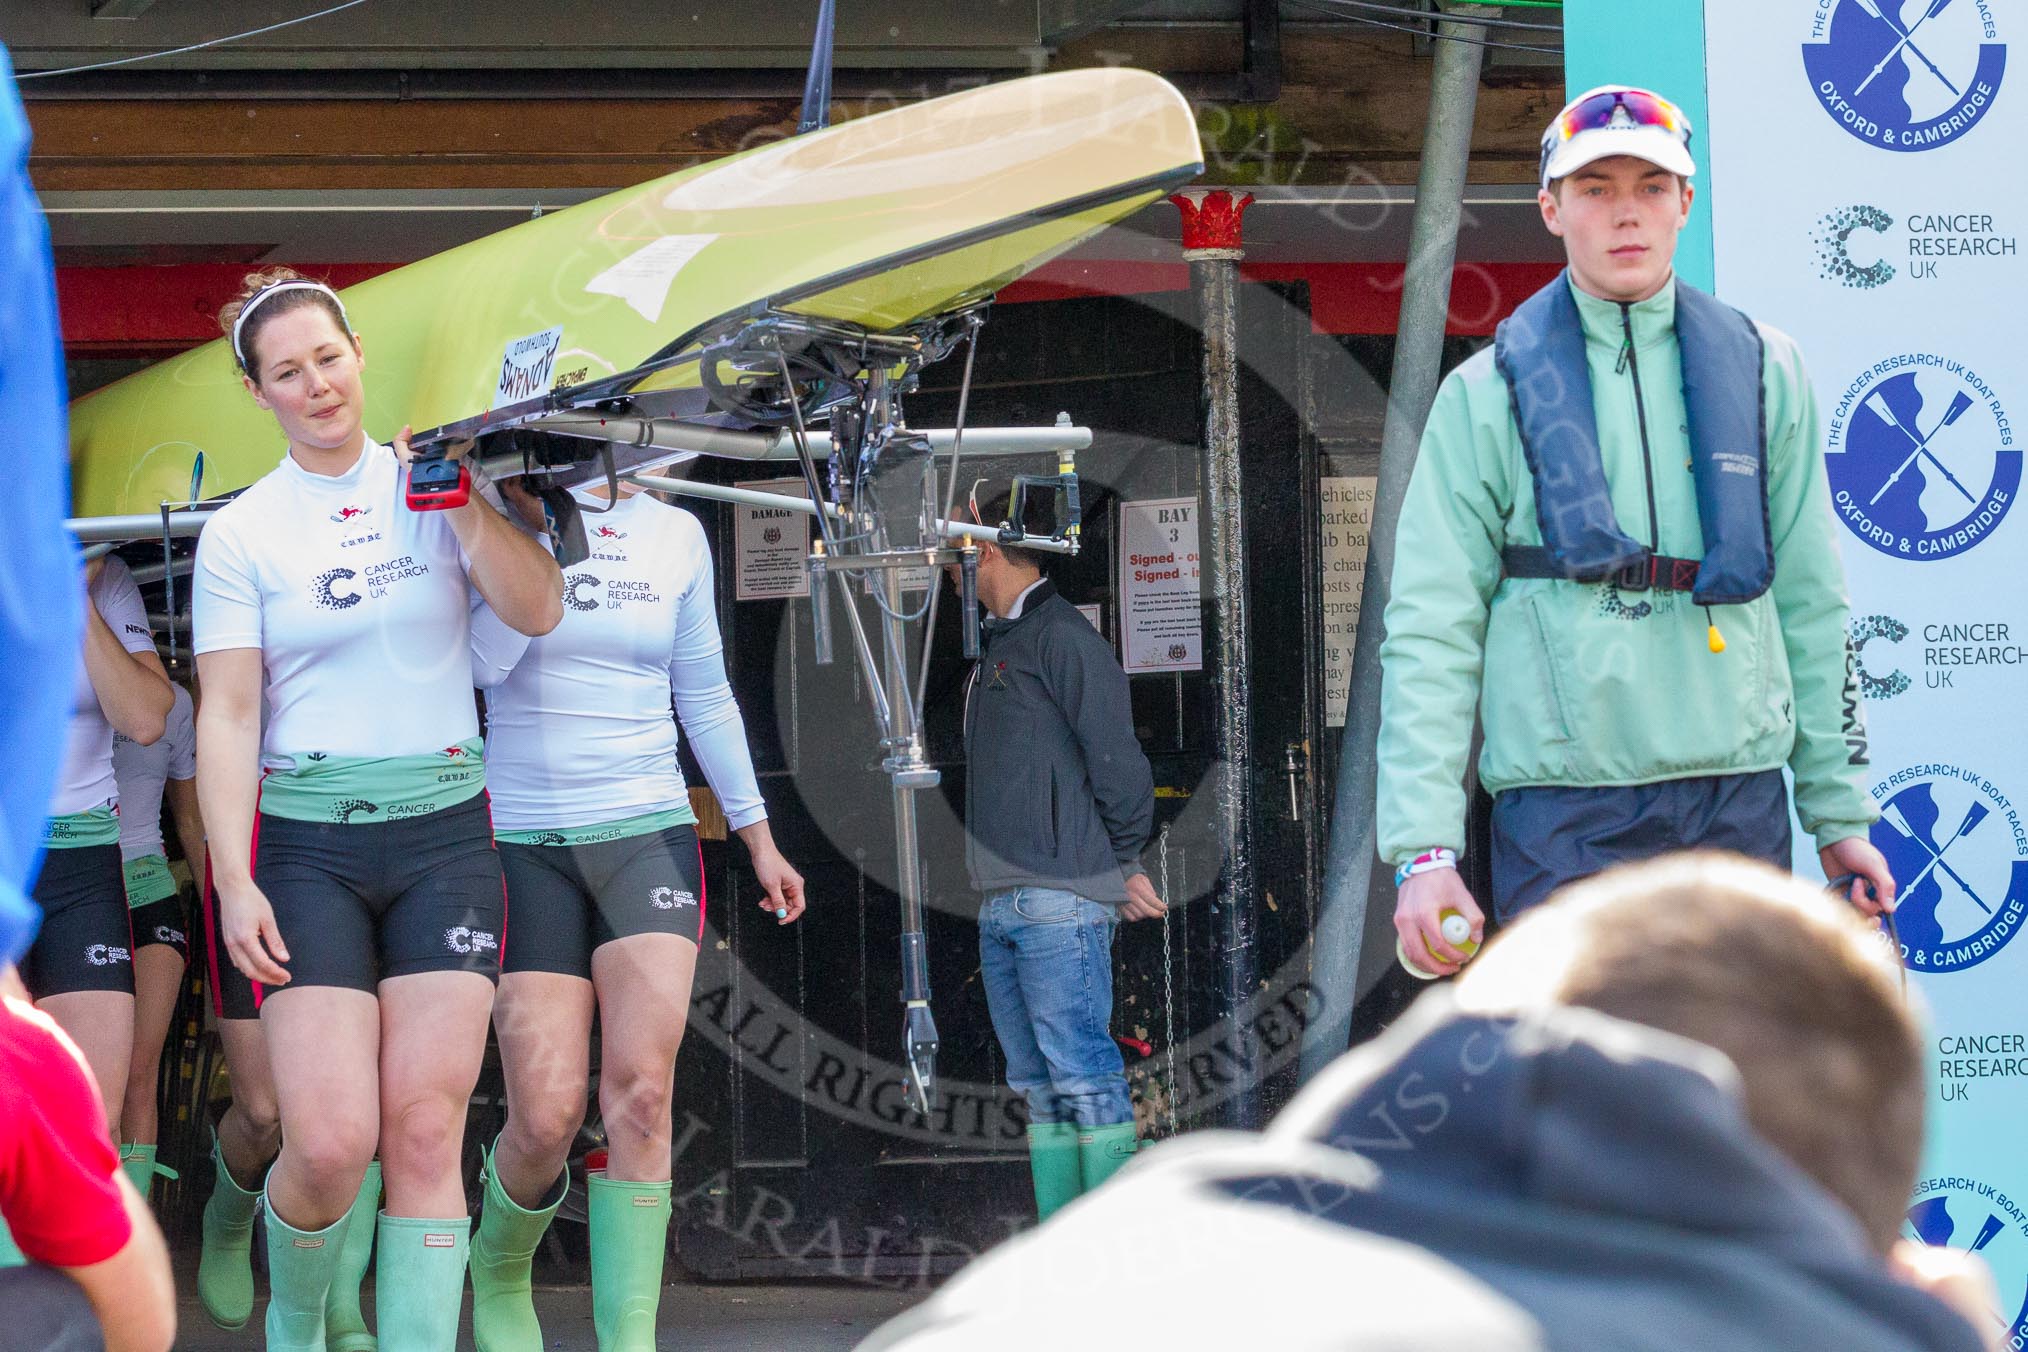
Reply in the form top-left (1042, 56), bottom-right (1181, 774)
top-left (665, 286), bottom-right (1328, 1278)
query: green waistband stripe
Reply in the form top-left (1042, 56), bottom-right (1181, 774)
top-left (122, 854), bottom-right (180, 908)
top-left (43, 806), bottom-right (121, 850)
top-left (494, 804), bottom-right (698, 847)
top-left (257, 739), bottom-right (487, 824)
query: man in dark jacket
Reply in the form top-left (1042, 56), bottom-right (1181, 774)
top-left (956, 486), bottom-right (1165, 1224)
top-left (868, 854), bottom-right (1997, 1352)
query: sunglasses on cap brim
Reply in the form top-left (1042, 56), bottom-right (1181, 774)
top-left (1539, 88), bottom-right (1692, 177)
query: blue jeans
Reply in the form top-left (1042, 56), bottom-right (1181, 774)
top-left (978, 886), bottom-right (1132, 1128)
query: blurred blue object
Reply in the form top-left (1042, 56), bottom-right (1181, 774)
top-left (0, 44), bottom-right (83, 967)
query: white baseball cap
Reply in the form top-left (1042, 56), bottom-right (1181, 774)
top-left (1539, 85), bottom-right (1696, 190)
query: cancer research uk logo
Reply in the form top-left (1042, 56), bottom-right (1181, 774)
top-left (1804, 0), bottom-right (2005, 151)
top-left (1812, 205), bottom-right (2019, 288)
top-left (443, 926), bottom-right (497, 957)
top-left (1851, 612), bottom-right (2028, 697)
top-left (1906, 1177), bottom-right (2028, 1343)
top-left (1825, 355), bottom-right (2017, 559)
top-left (1870, 763), bottom-right (2028, 973)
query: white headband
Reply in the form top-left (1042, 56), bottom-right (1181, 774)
top-left (230, 280), bottom-right (352, 371)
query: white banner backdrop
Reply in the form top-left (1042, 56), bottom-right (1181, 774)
top-left (1706, 1), bottom-right (2025, 1335)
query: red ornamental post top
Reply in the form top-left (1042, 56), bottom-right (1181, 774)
top-left (1170, 188), bottom-right (1254, 261)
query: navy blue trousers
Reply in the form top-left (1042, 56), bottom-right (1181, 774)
top-left (1489, 769), bottom-right (1792, 923)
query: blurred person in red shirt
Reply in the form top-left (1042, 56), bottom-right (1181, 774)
top-left (0, 969), bottom-right (174, 1352)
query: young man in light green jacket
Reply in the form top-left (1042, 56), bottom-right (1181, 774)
top-left (1377, 86), bottom-right (1897, 975)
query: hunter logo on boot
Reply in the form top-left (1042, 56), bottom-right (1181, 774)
top-left (292, 1237), bottom-right (325, 1249)
top-left (424, 1233), bottom-right (457, 1248)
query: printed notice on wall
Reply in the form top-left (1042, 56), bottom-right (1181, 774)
top-left (733, 479), bottom-right (811, 600)
top-left (1321, 476), bottom-right (1377, 727)
top-left (1118, 496), bottom-right (1201, 674)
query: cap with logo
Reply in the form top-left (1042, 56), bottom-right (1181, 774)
top-left (1539, 85), bottom-right (1696, 189)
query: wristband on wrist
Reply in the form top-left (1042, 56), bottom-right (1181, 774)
top-left (1394, 848), bottom-right (1458, 889)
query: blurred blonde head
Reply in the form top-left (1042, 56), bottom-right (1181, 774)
top-left (1456, 851), bottom-right (1920, 1255)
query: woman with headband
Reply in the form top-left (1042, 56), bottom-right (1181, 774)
top-left (193, 267), bottom-right (561, 1351)
top-left (463, 477), bottom-right (805, 1350)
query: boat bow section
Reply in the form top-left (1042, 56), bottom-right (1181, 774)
top-left (67, 69), bottom-right (1202, 516)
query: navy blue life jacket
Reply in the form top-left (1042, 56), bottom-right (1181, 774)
top-left (1492, 272), bottom-right (1773, 605)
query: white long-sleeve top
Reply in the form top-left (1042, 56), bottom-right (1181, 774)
top-left (469, 488), bottom-right (765, 833)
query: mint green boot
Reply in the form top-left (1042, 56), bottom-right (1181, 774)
top-left (118, 1143), bottom-right (178, 1207)
top-left (375, 1214), bottom-right (471, 1352)
top-left (264, 1191), bottom-right (354, 1352)
top-left (325, 1160), bottom-right (381, 1352)
top-left (198, 1134), bottom-right (264, 1329)
top-left (1026, 1122), bottom-right (1082, 1222)
top-left (0, 1219), bottom-right (24, 1269)
top-left (1077, 1122), bottom-right (1139, 1194)
top-left (119, 1144), bottom-right (157, 1203)
top-left (471, 1144), bottom-right (565, 1352)
top-left (588, 1174), bottom-right (672, 1351)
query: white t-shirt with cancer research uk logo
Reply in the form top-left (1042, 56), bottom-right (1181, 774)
top-left (192, 442), bottom-right (480, 766)
top-left (469, 488), bottom-right (766, 834)
top-left (50, 555), bottom-right (159, 819)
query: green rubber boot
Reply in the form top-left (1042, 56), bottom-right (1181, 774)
top-left (0, 1218), bottom-right (24, 1269)
top-left (588, 1174), bottom-right (672, 1352)
top-left (324, 1160), bottom-right (382, 1352)
top-left (1077, 1122), bottom-right (1139, 1194)
top-left (198, 1135), bottom-right (264, 1330)
top-left (471, 1144), bottom-right (565, 1352)
top-left (264, 1190), bottom-right (354, 1352)
top-left (119, 1143), bottom-right (158, 1204)
top-left (374, 1214), bottom-right (471, 1352)
top-left (1026, 1122), bottom-right (1082, 1222)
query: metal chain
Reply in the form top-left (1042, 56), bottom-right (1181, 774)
top-left (1159, 823), bottom-right (1178, 1139)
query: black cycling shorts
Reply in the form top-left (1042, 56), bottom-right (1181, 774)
top-left (130, 891), bottom-right (192, 962)
top-left (248, 789), bottom-right (506, 1002)
top-left (24, 844), bottom-right (134, 999)
top-left (498, 823), bottom-right (704, 979)
top-left (201, 858), bottom-right (260, 1021)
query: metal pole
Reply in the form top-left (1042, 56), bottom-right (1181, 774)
top-left (624, 474), bottom-right (1079, 555)
top-left (796, 0), bottom-right (836, 135)
top-left (879, 564), bottom-right (941, 1113)
top-left (1301, 2), bottom-right (1494, 1085)
top-left (1173, 188), bottom-right (1257, 1128)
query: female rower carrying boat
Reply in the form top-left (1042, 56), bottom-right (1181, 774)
top-left (466, 476), bottom-right (805, 1350)
top-left (193, 267), bottom-right (561, 1351)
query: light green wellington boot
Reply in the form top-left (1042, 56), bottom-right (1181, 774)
top-left (588, 1174), bottom-right (673, 1352)
top-left (374, 1214), bottom-right (472, 1352)
top-left (264, 1191), bottom-right (355, 1352)
top-left (1026, 1122), bottom-right (1082, 1222)
top-left (1077, 1122), bottom-right (1139, 1195)
top-left (470, 1143), bottom-right (566, 1352)
top-left (0, 1218), bottom-right (24, 1269)
top-left (119, 1144), bottom-right (159, 1202)
top-left (198, 1135), bottom-right (264, 1329)
top-left (324, 1160), bottom-right (382, 1352)
top-left (117, 1143), bottom-right (178, 1208)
